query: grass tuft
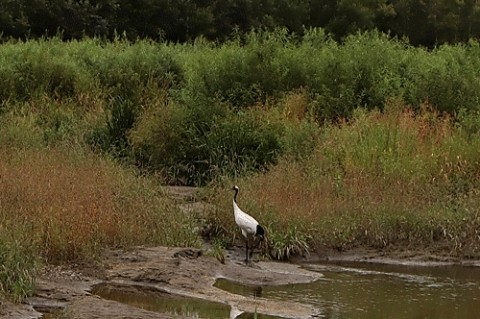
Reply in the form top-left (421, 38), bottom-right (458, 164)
top-left (0, 233), bottom-right (37, 302)
top-left (205, 238), bottom-right (226, 264)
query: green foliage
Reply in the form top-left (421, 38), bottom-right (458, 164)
top-left (0, 38), bottom-right (182, 103)
top-left (130, 102), bottom-right (287, 185)
top-left (0, 226), bottom-right (37, 302)
top-left (206, 238), bottom-right (226, 264)
top-left (90, 97), bottom-right (138, 157)
top-left (414, 44), bottom-right (480, 114)
top-left (83, 40), bottom-right (183, 100)
top-left (181, 30), bottom-right (290, 108)
top-left (205, 104), bottom-right (480, 259)
top-left (267, 225), bottom-right (311, 260)
top-left (129, 100), bottom-right (189, 172)
top-left (0, 38), bottom-right (184, 159)
top-left (201, 108), bottom-right (284, 179)
top-left (3, 32), bottom-right (480, 188)
top-left (181, 30), bottom-right (480, 120)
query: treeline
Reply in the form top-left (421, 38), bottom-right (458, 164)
top-left (2, 0), bottom-right (480, 46)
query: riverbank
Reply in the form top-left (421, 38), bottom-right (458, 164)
top-left (4, 244), bottom-right (480, 319)
top-left (7, 246), bottom-right (321, 319)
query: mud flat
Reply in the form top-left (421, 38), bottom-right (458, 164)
top-left (4, 245), bottom-right (480, 319)
top-left (6, 246), bottom-right (321, 319)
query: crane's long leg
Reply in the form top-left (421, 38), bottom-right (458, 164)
top-left (245, 237), bottom-right (249, 263)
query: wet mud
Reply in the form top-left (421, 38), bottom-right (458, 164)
top-left (7, 246), bottom-right (321, 319)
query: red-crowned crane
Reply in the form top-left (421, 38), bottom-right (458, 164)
top-left (232, 185), bottom-right (265, 263)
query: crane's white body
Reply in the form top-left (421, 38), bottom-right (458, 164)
top-left (232, 185), bottom-right (265, 263)
top-left (233, 199), bottom-right (259, 238)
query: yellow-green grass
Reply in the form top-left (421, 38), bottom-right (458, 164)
top-left (206, 103), bottom-right (480, 260)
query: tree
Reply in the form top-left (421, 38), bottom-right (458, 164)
top-left (391, 0), bottom-right (433, 46)
top-left (459, 0), bottom-right (480, 41)
top-left (325, 0), bottom-right (385, 39)
top-left (0, 0), bottom-right (30, 40)
top-left (271, 0), bottom-right (310, 34)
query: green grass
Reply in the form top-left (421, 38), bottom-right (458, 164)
top-left (2, 32), bottom-right (480, 185)
top-left (205, 238), bottom-right (226, 264)
top-left (0, 231), bottom-right (37, 302)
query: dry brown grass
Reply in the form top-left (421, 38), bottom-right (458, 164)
top-left (0, 147), bottom-right (197, 263)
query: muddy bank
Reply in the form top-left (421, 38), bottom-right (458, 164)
top-left (10, 247), bottom-right (321, 319)
top-left (97, 247), bottom-right (322, 318)
top-left (4, 245), bottom-right (480, 319)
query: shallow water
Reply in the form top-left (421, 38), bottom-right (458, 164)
top-left (92, 283), bottom-right (283, 319)
top-left (215, 261), bottom-right (480, 319)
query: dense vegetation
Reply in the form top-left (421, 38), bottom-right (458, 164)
top-left (2, 30), bottom-right (480, 300)
top-left (207, 105), bottom-right (480, 260)
top-left (2, 31), bottom-right (480, 184)
top-left (2, 0), bottom-right (480, 46)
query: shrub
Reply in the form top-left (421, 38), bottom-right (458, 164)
top-left (80, 39), bottom-right (183, 101)
top-left (414, 44), bottom-right (480, 114)
top-left (181, 29), bottom-right (300, 108)
top-left (129, 99), bottom-right (191, 183)
top-left (0, 38), bottom-right (183, 104)
top-left (130, 101), bottom-right (287, 185)
top-left (200, 107), bottom-right (284, 181)
top-left (0, 39), bottom-right (93, 101)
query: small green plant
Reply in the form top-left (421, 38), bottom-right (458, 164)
top-left (267, 226), bottom-right (311, 261)
top-left (206, 238), bottom-right (226, 264)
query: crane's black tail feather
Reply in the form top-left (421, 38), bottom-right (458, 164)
top-left (248, 224), bottom-right (266, 257)
top-left (256, 224), bottom-right (265, 241)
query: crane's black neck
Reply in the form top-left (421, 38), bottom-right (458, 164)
top-left (233, 187), bottom-right (239, 203)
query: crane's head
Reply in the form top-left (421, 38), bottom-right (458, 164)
top-left (232, 185), bottom-right (239, 202)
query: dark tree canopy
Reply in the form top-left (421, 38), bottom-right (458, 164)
top-left (1, 0), bottom-right (480, 46)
